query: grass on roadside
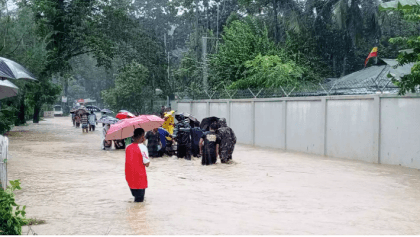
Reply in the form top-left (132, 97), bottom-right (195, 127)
top-left (24, 218), bottom-right (46, 226)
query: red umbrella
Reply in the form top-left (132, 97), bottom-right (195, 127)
top-left (106, 115), bottom-right (164, 140)
top-left (116, 111), bottom-right (135, 120)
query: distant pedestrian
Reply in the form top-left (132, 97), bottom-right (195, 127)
top-left (160, 106), bottom-right (166, 118)
top-left (217, 118), bottom-right (236, 164)
top-left (75, 115), bottom-right (81, 128)
top-left (126, 128), bottom-right (150, 202)
top-left (81, 113), bottom-right (89, 133)
top-left (174, 115), bottom-right (192, 160)
top-left (191, 123), bottom-right (203, 157)
top-left (88, 111), bottom-right (97, 132)
top-left (200, 123), bottom-right (220, 165)
top-left (102, 124), bottom-right (112, 150)
top-left (145, 128), bottom-right (161, 157)
top-left (72, 112), bottom-right (76, 127)
top-left (157, 127), bottom-right (170, 157)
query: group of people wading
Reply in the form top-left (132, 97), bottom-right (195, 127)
top-left (104, 107), bottom-right (237, 203)
top-left (124, 116), bottom-right (237, 203)
top-left (173, 114), bottom-right (237, 165)
top-left (72, 109), bottom-right (97, 133)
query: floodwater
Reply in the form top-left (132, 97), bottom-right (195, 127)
top-left (7, 116), bottom-right (420, 234)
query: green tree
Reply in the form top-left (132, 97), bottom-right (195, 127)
top-left (210, 16), bottom-right (278, 87)
top-left (385, 4), bottom-right (420, 94)
top-left (102, 62), bottom-right (156, 114)
top-left (230, 54), bottom-right (305, 89)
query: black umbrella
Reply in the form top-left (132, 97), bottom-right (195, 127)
top-left (0, 57), bottom-right (37, 81)
top-left (175, 112), bottom-right (198, 122)
top-left (200, 116), bottom-right (220, 131)
top-left (86, 105), bottom-right (101, 112)
top-left (101, 109), bottom-right (113, 114)
top-left (175, 112), bottom-right (199, 127)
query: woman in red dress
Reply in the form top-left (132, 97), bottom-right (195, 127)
top-left (125, 128), bottom-right (150, 202)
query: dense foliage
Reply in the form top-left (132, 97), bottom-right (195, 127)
top-left (0, 180), bottom-right (27, 235)
top-left (102, 62), bottom-right (155, 114)
top-left (383, 6), bottom-right (420, 94)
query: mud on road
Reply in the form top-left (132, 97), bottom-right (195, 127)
top-left (7, 116), bottom-right (420, 234)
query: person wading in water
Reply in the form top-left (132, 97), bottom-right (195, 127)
top-left (125, 128), bottom-right (150, 202)
top-left (200, 123), bottom-right (221, 165)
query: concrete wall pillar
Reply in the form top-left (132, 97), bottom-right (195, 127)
top-left (373, 95), bottom-right (381, 164)
top-left (282, 100), bottom-right (287, 150)
top-left (252, 101), bottom-right (255, 146)
top-left (190, 101), bottom-right (193, 114)
top-left (206, 101), bottom-right (210, 117)
top-left (321, 98), bottom-right (327, 156)
top-left (227, 101), bottom-right (231, 127)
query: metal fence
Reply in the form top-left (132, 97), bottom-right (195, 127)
top-left (0, 135), bottom-right (8, 190)
top-left (175, 76), bottom-right (403, 100)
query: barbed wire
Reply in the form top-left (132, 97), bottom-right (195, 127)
top-left (175, 76), bottom-right (403, 100)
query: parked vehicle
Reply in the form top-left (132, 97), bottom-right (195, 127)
top-left (54, 105), bottom-right (63, 116)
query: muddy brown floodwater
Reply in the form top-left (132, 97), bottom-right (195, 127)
top-left (6, 116), bottom-right (420, 234)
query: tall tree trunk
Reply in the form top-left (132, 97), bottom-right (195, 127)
top-left (33, 103), bottom-right (41, 123)
top-left (17, 89), bottom-right (26, 125)
top-left (63, 76), bottom-right (69, 114)
top-left (272, 0), bottom-right (279, 43)
top-left (195, 0), bottom-right (200, 61)
top-left (33, 91), bottom-right (41, 123)
top-left (342, 55), bottom-right (347, 76)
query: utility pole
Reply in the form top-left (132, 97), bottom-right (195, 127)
top-left (202, 36), bottom-right (221, 91)
top-left (165, 32), bottom-right (171, 108)
top-left (202, 36), bottom-right (208, 91)
top-left (216, 2), bottom-right (220, 53)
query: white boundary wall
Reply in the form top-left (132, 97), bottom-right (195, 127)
top-left (177, 94), bottom-right (420, 169)
top-left (0, 135), bottom-right (8, 189)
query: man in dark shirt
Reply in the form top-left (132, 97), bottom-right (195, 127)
top-left (145, 128), bottom-right (161, 157)
top-left (191, 123), bottom-right (203, 158)
top-left (174, 115), bottom-right (192, 160)
top-left (199, 123), bottom-right (221, 165)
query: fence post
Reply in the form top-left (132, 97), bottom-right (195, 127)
top-left (321, 98), bottom-right (327, 156)
top-left (227, 100), bottom-right (231, 127)
top-left (0, 136), bottom-right (7, 190)
top-left (283, 100), bottom-right (287, 150)
top-left (207, 101), bottom-right (210, 117)
top-left (190, 101), bottom-right (193, 114)
top-left (251, 100), bottom-right (255, 146)
top-left (374, 95), bottom-right (381, 164)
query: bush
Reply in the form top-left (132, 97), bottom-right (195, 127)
top-left (0, 105), bottom-right (17, 135)
top-left (0, 180), bottom-right (27, 235)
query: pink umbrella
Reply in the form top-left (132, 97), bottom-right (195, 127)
top-left (106, 115), bottom-right (164, 140)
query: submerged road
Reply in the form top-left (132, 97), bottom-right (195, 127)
top-left (7, 116), bottom-right (420, 234)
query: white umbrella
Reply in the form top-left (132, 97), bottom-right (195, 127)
top-left (0, 57), bottom-right (36, 81)
top-left (0, 79), bottom-right (19, 100)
